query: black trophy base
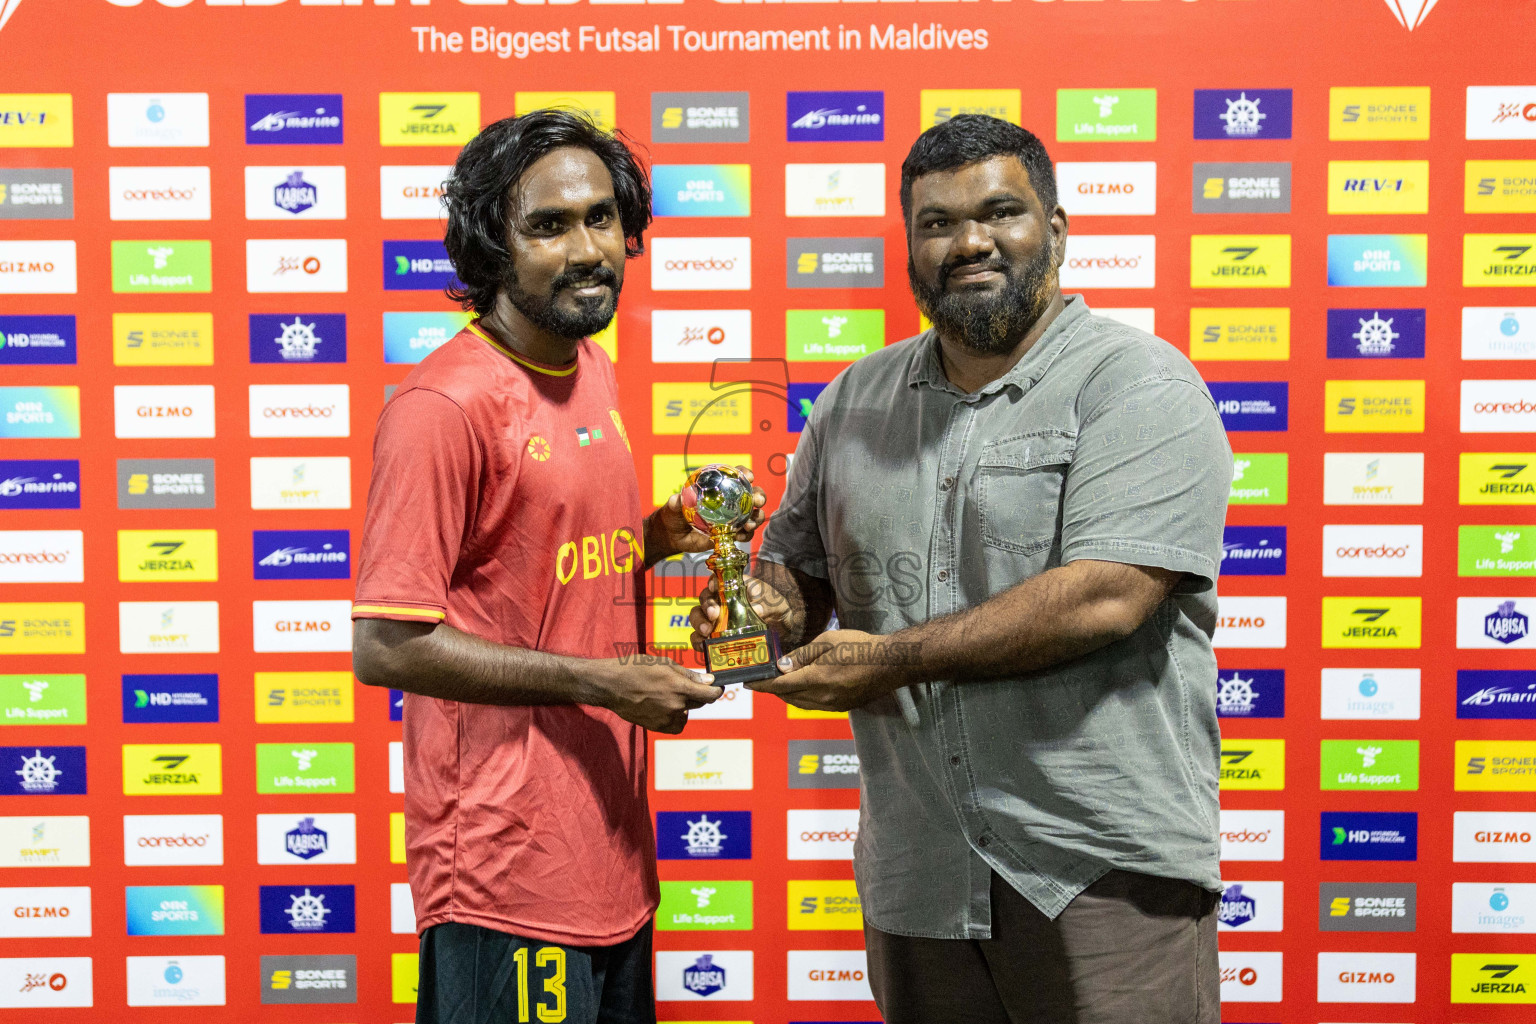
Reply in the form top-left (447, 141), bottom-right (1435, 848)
top-left (704, 626), bottom-right (781, 686)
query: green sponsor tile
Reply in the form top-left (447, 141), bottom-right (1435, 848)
top-left (255, 742), bottom-right (355, 794)
top-left (1320, 739), bottom-right (1419, 791)
top-left (1230, 453), bottom-right (1288, 505)
top-left (0, 674), bottom-right (85, 725)
top-left (1057, 88), bottom-right (1158, 142)
top-left (656, 880), bottom-right (753, 930)
top-left (1459, 525), bottom-right (1536, 577)
top-left (786, 310), bottom-right (884, 362)
top-left (112, 240), bottom-right (212, 293)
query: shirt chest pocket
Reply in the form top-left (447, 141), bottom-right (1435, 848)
top-left (973, 431), bottom-right (1076, 558)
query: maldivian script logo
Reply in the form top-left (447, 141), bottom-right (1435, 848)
top-left (245, 94), bottom-right (342, 145)
top-left (787, 91), bottom-right (883, 142)
top-left (652, 165), bottom-right (751, 218)
top-left (1330, 86), bottom-right (1430, 141)
top-left (1193, 89), bottom-right (1292, 139)
top-left (0, 746), bottom-right (85, 796)
top-left (1321, 597), bottom-right (1422, 648)
top-left (122, 674), bottom-right (218, 725)
top-left (0, 956), bottom-right (93, 1009)
top-left (1217, 951), bottom-right (1283, 1003)
top-left (1057, 161), bottom-right (1156, 216)
top-left (652, 92), bottom-right (750, 144)
top-left (1056, 88), bottom-right (1156, 141)
top-left (0, 169), bottom-right (73, 220)
top-left (246, 239), bottom-right (348, 294)
top-left (1190, 235), bottom-right (1291, 288)
top-left (380, 92), bottom-right (479, 146)
top-left (1467, 86), bottom-right (1536, 141)
top-left (1325, 308), bottom-right (1426, 359)
top-left (0, 93), bottom-right (73, 148)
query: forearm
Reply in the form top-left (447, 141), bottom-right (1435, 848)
top-left (354, 618), bottom-right (611, 708)
top-left (888, 560), bottom-right (1177, 685)
top-left (755, 558), bottom-right (836, 650)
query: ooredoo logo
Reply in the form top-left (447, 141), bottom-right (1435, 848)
top-left (123, 815), bottom-right (224, 866)
top-left (651, 237), bottom-right (751, 291)
top-left (1322, 524), bottom-right (1423, 577)
top-left (0, 531), bottom-right (82, 584)
top-left (786, 809), bottom-right (858, 860)
top-left (1464, 381), bottom-right (1536, 432)
top-left (108, 167), bottom-right (210, 221)
top-left (1058, 235), bottom-right (1156, 289)
top-left (1219, 809), bottom-right (1285, 861)
top-left (248, 385), bottom-right (349, 439)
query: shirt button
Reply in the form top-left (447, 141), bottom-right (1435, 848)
top-left (940, 477), bottom-right (954, 490)
top-left (977, 836), bottom-right (991, 848)
top-left (950, 755), bottom-right (960, 766)
top-left (937, 570), bottom-right (949, 582)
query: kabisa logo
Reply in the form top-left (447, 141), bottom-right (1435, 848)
top-left (0, 460), bottom-right (79, 510)
top-left (285, 818), bottom-right (329, 860)
top-left (0, 315), bottom-right (74, 365)
top-left (683, 954), bottom-right (726, 997)
top-left (651, 92), bottom-right (750, 144)
top-left (787, 91), bottom-right (884, 142)
top-left (1459, 670), bottom-right (1536, 719)
top-left (1322, 811), bottom-right (1418, 861)
top-left (272, 171), bottom-right (316, 215)
top-left (253, 530), bottom-right (350, 581)
top-left (1210, 381), bottom-right (1288, 432)
top-left (1193, 89), bottom-right (1292, 139)
top-left (1218, 884), bottom-right (1258, 927)
top-left (1, 746), bottom-right (85, 796)
top-left (1379, 0), bottom-right (1441, 31)
top-left (249, 313), bottom-right (345, 364)
top-left (1326, 308), bottom-right (1426, 358)
top-left (1221, 526), bottom-right (1286, 576)
top-left (259, 885), bottom-right (355, 934)
top-left (384, 239), bottom-right (461, 291)
top-left (1216, 668), bottom-right (1285, 718)
top-left (122, 674), bottom-right (218, 725)
top-left (245, 94), bottom-right (343, 145)
top-left (1486, 600), bottom-right (1530, 645)
top-left (657, 811), bottom-right (751, 860)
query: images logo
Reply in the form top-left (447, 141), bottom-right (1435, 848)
top-left (1193, 89), bottom-right (1292, 139)
top-left (1465, 234), bottom-right (1536, 286)
top-left (245, 94), bottom-right (342, 145)
top-left (1327, 234), bottom-right (1429, 287)
top-left (787, 90), bottom-right (883, 142)
top-left (1321, 597), bottom-right (1422, 648)
top-left (1216, 669), bottom-right (1285, 719)
top-left (1190, 235), bottom-right (1291, 288)
top-left (1327, 160), bottom-right (1429, 214)
top-left (1056, 88), bottom-right (1157, 141)
top-left (380, 92), bottom-right (479, 146)
top-left (121, 674), bottom-right (218, 725)
top-left (652, 165), bottom-right (751, 218)
top-left (0, 240), bottom-right (76, 294)
top-left (1191, 162), bottom-right (1291, 215)
top-left (117, 458), bottom-right (214, 510)
top-left (107, 93), bottom-right (209, 148)
top-left (1219, 739), bottom-right (1285, 790)
top-left (785, 309), bottom-right (883, 362)
top-left (0, 746), bottom-right (85, 796)
top-left (656, 880), bottom-right (753, 931)
top-left (1321, 811), bottom-right (1418, 861)
top-left (260, 954), bottom-right (357, 1005)
top-left (1229, 453), bottom-right (1288, 505)
top-left (125, 884), bottom-right (224, 936)
top-left (0, 169), bottom-right (73, 221)
top-left (1325, 308), bottom-right (1425, 359)
top-left (1325, 380), bottom-right (1426, 433)
top-left (125, 955), bottom-right (225, 1008)
top-left (122, 744), bottom-right (222, 796)
top-left (1451, 882), bottom-right (1535, 933)
top-left (0, 460), bottom-right (79, 510)
top-left (1210, 381), bottom-right (1288, 431)
top-left (651, 91), bottom-right (750, 144)
top-left (1221, 526), bottom-right (1286, 575)
top-left (246, 238), bottom-right (348, 293)
top-left (0, 93), bottom-right (72, 148)
top-left (259, 885), bottom-right (355, 934)
top-left (1330, 86), bottom-right (1430, 140)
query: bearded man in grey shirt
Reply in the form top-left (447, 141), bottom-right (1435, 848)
top-left (691, 115), bottom-right (1232, 1023)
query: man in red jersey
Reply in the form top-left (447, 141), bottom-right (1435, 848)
top-left (352, 110), bottom-right (759, 1024)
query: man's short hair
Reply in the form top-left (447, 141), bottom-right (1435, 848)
top-left (899, 115), bottom-right (1057, 225)
top-left (443, 109), bottom-right (652, 316)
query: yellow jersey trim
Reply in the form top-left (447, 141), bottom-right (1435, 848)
top-left (352, 604), bottom-right (446, 620)
top-left (468, 321), bottom-right (579, 377)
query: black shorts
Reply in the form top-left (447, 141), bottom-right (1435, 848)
top-left (416, 920), bottom-right (655, 1024)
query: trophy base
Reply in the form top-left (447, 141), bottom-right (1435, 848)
top-left (704, 627), bottom-right (781, 686)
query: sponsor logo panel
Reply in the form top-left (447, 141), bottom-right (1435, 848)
top-left (111, 240), bottom-right (210, 293)
top-left (254, 672), bottom-right (354, 724)
top-left (0, 240), bottom-right (76, 294)
top-left (1462, 453), bottom-right (1536, 505)
top-left (0, 956), bottom-right (92, 1008)
top-left (655, 739), bottom-right (753, 790)
top-left (1221, 526), bottom-right (1286, 576)
top-left (117, 529), bottom-right (218, 583)
top-left (0, 315), bottom-right (74, 365)
top-left (1457, 740), bottom-right (1536, 790)
top-left (0, 746), bottom-right (85, 796)
top-left (246, 238), bottom-right (347, 293)
top-left (384, 239), bottom-right (461, 291)
top-left (1329, 86), bottom-right (1430, 140)
top-left (1466, 86), bottom-right (1536, 140)
top-left (1216, 880), bottom-right (1283, 931)
top-left (1191, 161), bottom-right (1291, 214)
top-left (1321, 523), bottom-right (1423, 577)
top-left (1056, 88), bottom-right (1156, 141)
top-left (1327, 234), bottom-right (1427, 287)
top-left (1464, 307), bottom-right (1536, 360)
top-left (0, 169), bottom-right (73, 220)
top-left (1326, 160), bottom-right (1429, 214)
top-left (380, 92), bottom-right (479, 146)
top-left (1452, 882), bottom-right (1536, 933)
top-left (1325, 308), bottom-right (1425, 359)
top-left (514, 91), bottom-right (614, 130)
top-left (391, 882), bottom-right (415, 934)
top-left (250, 313), bottom-right (345, 364)
top-left (1216, 668), bottom-right (1284, 719)
top-left (118, 601), bottom-right (219, 654)
top-left (655, 950), bottom-right (753, 1001)
top-left (114, 384), bottom-right (214, 439)
top-left (1218, 950), bottom-right (1282, 1002)
top-left (784, 163), bottom-right (885, 217)
top-left (117, 458), bottom-right (213, 510)
top-left (786, 949), bottom-right (872, 1001)
top-left (1319, 739), bottom-right (1419, 790)
top-left (1321, 596), bottom-right (1422, 648)
top-left (256, 813), bottom-right (358, 865)
top-left (1319, 883), bottom-right (1417, 932)
top-left (788, 739), bottom-right (860, 788)
top-left (651, 237), bottom-right (751, 291)
top-left (125, 884), bottom-right (224, 936)
top-left (1211, 382), bottom-right (1287, 431)
top-left (653, 164), bottom-right (751, 218)
top-left (1193, 89), bottom-right (1291, 139)
top-left (787, 91), bottom-right (883, 142)
top-left (107, 92), bottom-right (208, 148)
top-left (126, 955), bottom-right (226, 1007)
top-left (255, 743), bottom-right (355, 795)
top-left (122, 744), bottom-right (222, 796)
top-left (1219, 809), bottom-right (1285, 862)
top-left (0, 532), bottom-right (83, 584)
top-left (654, 383), bottom-right (750, 436)
top-left (258, 884), bottom-right (355, 934)
top-left (244, 165), bottom-right (346, 220)
top-left (1458, 596), bottom-right (1535, 649)
top-left (657, 811), bottom-right (751, 861)
top-left (0, 386), bottom-right (78, 440)
top-left (248, 384), bottom-right (350, 439)
top-left (788, 879), bottom-right (861, 930)
top-left (250, 457), bottom-right (352, 511)
top-left (0, 815), bottom-right (90, 868)
top-left (1320, 668), bottom-right (1421, 720)
top-left (786, 309), bottom-right (883, 361)
top-left (921, 89), bottom-right (1021, 128)
top-left (1464, 380), bottom-right (1536, 432)
top-left (0, 460), bottom-right (79, 511)
top-left (1320, 811), bottom-right (1418, 861)
top-left (1190, 308), bottom-right (1289, 361)
top-left (1455, 811), bottom-right (1536, 862)
top-left (246, 93), bottom-right (343, 144)
top-left (1229, 453), bottom-right (1288, 505)
top-left (260, 953), bottom-right (358, 1004)
top-left (1316, 951), bottom-right (1416, 1002)
top-left (0, 603), bottom-right (85, 655)
top-left (1466, 159), bottom-right (1536, 213)
top-left (1459, 670), bottom-right (1536, 717)
top-left (0, 886), bottom-right (91, 937)
top-left (1219, 739), bottom-right (1285, 791)
top-left (1059, 234), bottom-right (1156, 289)
top-left (1056, 161), bottom-right (1156, 216)
top-left (651, 309), bottom-right (752, 362)
top-left (109, 165), bottom-right (210, 221)
top-left (1324, 452), bottom-right (1423, 505)
top-left (121, 674), bottom-right (218, 725)
top-left (786, 237), bottom-right (883, 289)
top-left (380, 164), bottom-right (451, 219)
top-left (652, 91), bottom-right (750, 144)
top-left (1325, 379), bottom-right (1425, 433)
top-left (787, 808), bottom-right (858, 860)
top-left (254, 530), bottom-right (350, 581)
top-left (1190, 235), bottom-right (1291, 288)
top-left (1450, 952), bottom-right (1536, 1004)
top-left (122, 814), bottom-right (223, 866)
top-left (1213, 596), bottom-right (1286, 648)
top-left (383, 311), bottom-right (469, 363)
top-left (113, 312), bottom-right (214, 367)
top-left (1465, 233), bottom-right (1536, 287)
top-left (252, 600), bottom-right (352, 653)
top-left (0, 94), bottom-right (73, 148)
top-left (657, 880), bottom-right (753, 931)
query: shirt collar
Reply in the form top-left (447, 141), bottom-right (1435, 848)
top-left (907, 294), bottom-right (1091, 397)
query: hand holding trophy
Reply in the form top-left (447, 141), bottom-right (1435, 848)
top-left (679, 464), bottom-right (782, 685)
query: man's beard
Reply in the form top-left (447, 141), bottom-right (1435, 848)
top-left (909, 241), bottom-right (1057, 355)
top-left (505, 263), bottom-right (621, 340)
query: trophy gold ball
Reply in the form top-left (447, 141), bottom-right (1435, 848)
top-left (681, 463), bottom-right (781, 685)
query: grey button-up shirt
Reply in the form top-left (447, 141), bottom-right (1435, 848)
top-left (758, 297), bottom-right (1232, 938)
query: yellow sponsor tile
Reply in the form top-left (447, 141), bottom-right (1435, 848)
top-left (0, 94), bottom-right (73, 147)
top-left (117, 529), bottom-right (219, 582)
top-left (254, 671), bottom-right (355, 724)
top-left (653, 382), bottom-right (751, 436)
top-left (1326, 160), bottom-right (1429, 214)
top-left (515, 91), bottom-right (615, 131)
top-left (1460, 453), bottom-right (1536, 505)
top-left (651, 454), bottom-right (751, 507)
top-left (1466, 160), bottom-right (1536, 214)
top-left (788, 879), bottom-right (863, 930)
top-left (920, 89), bottom-right (1021, 129)
top-left (1464, 233), bottom-right (1536, 287)
top-left (1324, 380), bottom-right (1425, 434)
top-left (390, 811), bottom-right (406, 864)
top-left (392, 952), bottom-right (419, 1003)
top-left (591, 319), bottom-right (616, 362)
top-left (122, 743), bottom-right (222, 795)
top-left (1189, 235), bottom-right (1291, 288)
top-left (787, 706), bottom-right (848, 720)
top-left (380, 92), bottom-right (480, 146)
top-left (1219, 738), bottom-right (1285, 791)
top-left (112, 312), bottom-right (214, 367)
top-left (1321, 596), bottom-right (1422, 649)
top-left (1456, 741), bottom-right (1536, 792)
top-left (0, 603), bottom-right (85, 655)
top-left (1188, 308), bottom-right (1290, 361)
top-left (1329, 87), bottom-right (1430, 140)
top-left (1451, 952), bottom-right (1536, 1003)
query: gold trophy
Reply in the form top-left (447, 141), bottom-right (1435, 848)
top-left (680, 464), bottom-right (781, 685)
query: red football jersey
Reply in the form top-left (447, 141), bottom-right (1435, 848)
top-left (353, 322), bottom-right (656, 945)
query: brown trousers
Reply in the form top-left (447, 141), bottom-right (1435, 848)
top-left (865, 870), bottom-right (1220, 1024)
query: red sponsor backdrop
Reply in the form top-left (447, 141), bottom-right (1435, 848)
top-left (1, 0), bottom-right (1535, 1020)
